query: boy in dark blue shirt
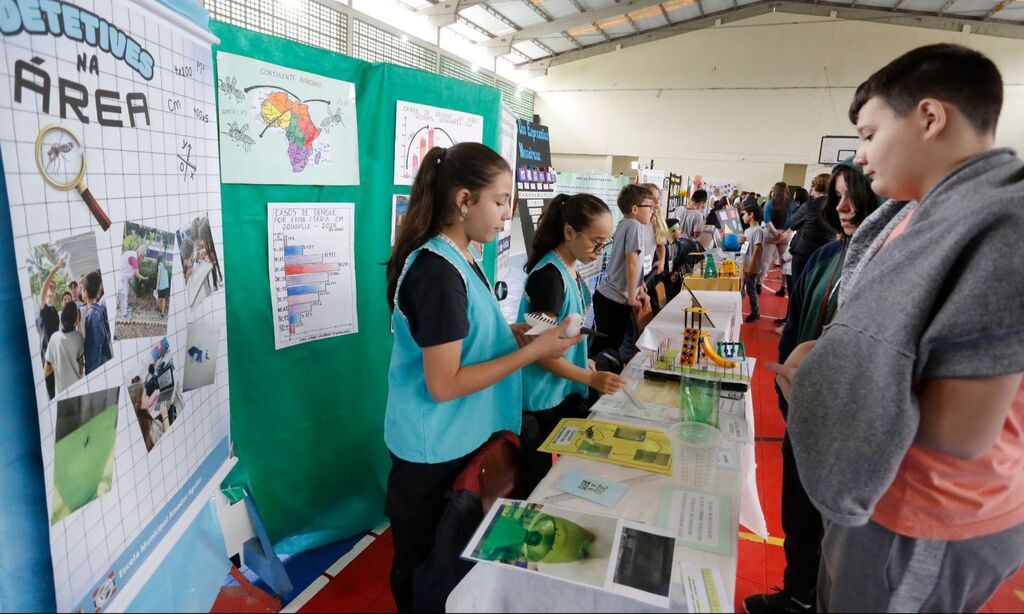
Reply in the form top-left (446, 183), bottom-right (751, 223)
top-left (82, 271), bottom-right (113, 374)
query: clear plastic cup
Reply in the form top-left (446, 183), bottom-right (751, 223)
top-left (670, 422), bottom-right (721, 489)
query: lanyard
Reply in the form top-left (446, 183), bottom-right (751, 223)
top-left (435, 233), bottom-right (491, 291)
top-left (815, 243), bottom-right (846, 338)
top-left (554, 250), bottom-right (586, 310)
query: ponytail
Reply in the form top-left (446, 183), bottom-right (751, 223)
top-left (639, 182), bottom-right (670, 244)
top-left (652, 210), bottom-right (670, 244)
top-left (769, 181), bottom-right (790, 224)
top-left (386, 142), bottom-right (510, 311)
top-left (525, 193), bottom-right (610, 272)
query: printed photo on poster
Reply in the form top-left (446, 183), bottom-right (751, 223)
top-left (177, 216), bottom-right (224, 309)
top-left (114, 223), bottom-right (175, 340)
top-left (183, 321), bottom-right (221, 391)
top-left (125, 338), bottom-right (181, 452)
top-left (216, 52), bottom-right (361, 185)
top-left (27, 232), bottom-right (110, 398)
top-left (391, 194), bottom-right (409, 245)
top-left (394, 101), bottom-right (484, 185)
top-left (51, 386), bottom-right (120, 525)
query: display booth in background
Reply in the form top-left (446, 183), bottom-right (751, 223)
top-left (515, 119), bottom-right (555, 250)
top-left (554, 171), bottom-right (631, 281)
top-left (0, 7), bottom-right (506, 610)
top-left (0, 1), bottom-right (230, 610)
top-left (496, 106), bottom-right (518, 285)
top-left (211, 21), bottom-right (503, 555)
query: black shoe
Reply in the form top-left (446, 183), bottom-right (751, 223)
top-left (745, 313), bottom-right (760, 322)
top-left (743, 588), bottom-right (814, 613)
top-left (774, 317), bottom-right (787, 324)
top-left (775, 287), bottom-right (786, 297)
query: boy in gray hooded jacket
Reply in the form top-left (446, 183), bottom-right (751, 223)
top-left (772, 44), bottom-right (1024, 612)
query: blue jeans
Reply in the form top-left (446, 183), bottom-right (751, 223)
top-left (745, 274), bottom-right (759, 316)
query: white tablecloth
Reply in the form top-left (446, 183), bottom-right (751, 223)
top-left (448, 289), bottom-right (765, 613)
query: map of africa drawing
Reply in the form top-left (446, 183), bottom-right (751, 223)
top-left (216, 52), bottom-right (360, 185)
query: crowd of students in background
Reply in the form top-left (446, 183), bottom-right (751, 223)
top-left (382, 43), bottom-right (1024, 614)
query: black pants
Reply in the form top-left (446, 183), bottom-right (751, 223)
top-left (781, 433), bottom-right (823, 602)
top-left (590, 291), bottom-right (633, 362)
top-left (790, 252), bottom-right (810, 286)
top-left (385, 452), bottom-right (472, 613)
top-left (644, 270), bottom-right (660, 313)
top-left (520, 394), bottom-right (589, 492)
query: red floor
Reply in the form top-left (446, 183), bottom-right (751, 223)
top-left (295, 269), bottom-right (1024, 613)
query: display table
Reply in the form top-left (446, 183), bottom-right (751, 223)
top-left (682, 275), bottom-right (742, 292)
top-left (447, 289), bottom-right (766, 613)
top-left (637, 290), bottom-right (743, 352)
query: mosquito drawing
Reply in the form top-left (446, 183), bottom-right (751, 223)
top-left (218, 76), bottom-right (245, 103)
top-left (45, 139), bottom-right (75, 175)
top-left (223, 122), bottom-right (255, 152)
top-left (320, 101), bottom-right (345, 132)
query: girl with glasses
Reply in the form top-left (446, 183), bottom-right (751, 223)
top-left (518, 193), bottom-right (626, 487)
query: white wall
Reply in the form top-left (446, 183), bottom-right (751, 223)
top-left (552, 153), bottom-right (613, 174)
top-left (533, 12), bottom-right (1024, 190)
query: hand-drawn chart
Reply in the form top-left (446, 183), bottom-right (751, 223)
top-left (268, 203), bottom-right (358, 349)
top-left (394, 101), bottom-right (483, 185)
top-left (217, 53), bottom-right (360, 185)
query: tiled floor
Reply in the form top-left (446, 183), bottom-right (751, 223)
top-left (284, 266), bottom-right (1024, 613)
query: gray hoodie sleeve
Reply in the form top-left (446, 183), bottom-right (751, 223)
top-left (788, 322), bottom-right (920, 525)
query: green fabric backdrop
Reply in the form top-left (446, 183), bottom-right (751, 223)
top-left (211, 22), bottom-right (502, 553)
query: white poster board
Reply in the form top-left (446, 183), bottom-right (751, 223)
top-left (394, 100), bottom-right (483, 185)
top-left (496, 105), bottom-right (518, 283)
top-left (215, 52), bottom-right (360, 186)
top-left (0, 2), bottom-right (230, 610)
top-left (268, 203), bottom-right (358, 350)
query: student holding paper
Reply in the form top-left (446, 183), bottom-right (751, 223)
top-left (384, 142), bottom-right (581, 613)
top-left (518, 192), bottom-right (627, 487)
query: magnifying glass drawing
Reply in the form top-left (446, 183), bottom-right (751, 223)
top-left (35, 124), bottom-right (111, 231)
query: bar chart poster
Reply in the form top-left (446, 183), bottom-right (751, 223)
top-left (394, 101), bottom-right (484, 185)
top-left (268, 203), bottom-right (358, 350)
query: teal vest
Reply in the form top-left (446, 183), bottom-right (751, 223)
top-left (386, 236), bottom-right (522, 463)
top-left (517, 251), bottom-right (591, 411)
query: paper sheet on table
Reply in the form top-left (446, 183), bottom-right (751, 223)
top-left (737, 394), bottom-right (769, 540)
top-left (539, 419), bottom-right (674, 475)
top-left (555, 468), bottom-right (629, 507)
top-left (721, 415), bottom-right (750, 443)
top-left (590, 394), bottom-right (668, 424)
top-left (658, 487), bottom-right (733, 557)
top-left (680, 564), bottom-right (732, 613)
top-left (718, 443), bottom-right (740, 471)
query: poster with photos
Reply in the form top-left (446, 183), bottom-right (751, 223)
top-left (0, 2), bottom-right (231, 611)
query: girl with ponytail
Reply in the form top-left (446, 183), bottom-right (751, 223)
top-left (518, 193), bottom-right (627, 485)
top-left (384, 142), bottom-right (580, 613)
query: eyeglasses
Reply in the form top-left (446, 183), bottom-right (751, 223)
top-left (577, 232), bottom-right (614, 254)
